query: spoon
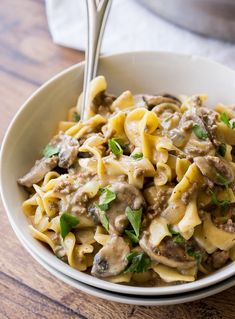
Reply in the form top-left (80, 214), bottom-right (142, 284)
top-left (81, 0), bottom-right (112, 120)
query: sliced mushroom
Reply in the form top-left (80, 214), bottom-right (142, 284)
top-left (211, 250), bottom-right (229, 269)
top-left (91, 235), bottom-right (130, 277)
top-left (143, 94), bottom-right (181, 110)
top-left (140, 234), bottom-right (196, 270)
top-left (92, 91), bottom-right (116, 117)
top-left (169, 107), bottom-right (215, 157)
top-left (152, 103), bottom-right (180, 119)
top-left (194, 156), bottom-right (234, 185)
top-left (18, 156), bottom-right (58, 188)
top-left (96, 182), bottom-right (145, 234)
top-left (50, 132), bottom-right (80, 168)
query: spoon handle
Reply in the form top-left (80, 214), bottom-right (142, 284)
top-left (81, 0), bottom-right (112, 120)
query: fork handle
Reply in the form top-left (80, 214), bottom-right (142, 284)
top-left (81, 0), bottom-right (112, 120)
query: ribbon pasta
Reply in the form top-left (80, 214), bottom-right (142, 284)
top-left (19, 75), bottom-right (235, 287)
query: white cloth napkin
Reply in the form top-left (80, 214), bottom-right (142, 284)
top-left (46, 0), bottom-right (235, 69)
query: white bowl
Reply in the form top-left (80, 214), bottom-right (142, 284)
top-left (13, 220), bottom-right (235, 305)
top-left (1, 51), bottom-right (235, 296)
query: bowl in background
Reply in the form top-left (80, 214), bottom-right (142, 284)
top-left (140, 0), bottom-right (235, 42)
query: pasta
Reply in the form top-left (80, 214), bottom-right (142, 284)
top-left (18, 75), bottom-right (235, 286)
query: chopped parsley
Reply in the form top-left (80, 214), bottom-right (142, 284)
top-left (100, 212), bottom-right (109, 232)
top-left (186, 246), bottom-right (202, 263)
top-left (43, 144), bottom-right (59, 158)
top-left (220, 112), bottom-right (230, 127)
top-left (60, 213), bottom-right (79, 240)
top-left (96, 188), bottom-right (116, 211)
top-left (217, 143), bottom-right (226, 157)
top-left (124, 252), bottom-right (151, 273)
top-left (192, 124), bottom-right (208, 140)
top-left (124, 229), bottom-right (139, 244)
top-left (125, 207), bottom-right (142, 240)
top-left (73, 112), bottom-right (80, 122)
top-left (209, 189), bottom-right (230, 209)
top-left (131, 152), bottom-right (143, 160)
top-left (169, 227), bottom-right (185, 245)
top-left (95, 188), bottom-right (116, 231)
top-left (220, 112), bottom-right (235, 129)
top-left (216, 174), bottom-right (230, 188)
top-left (108, 138), bottom-right (123, 156)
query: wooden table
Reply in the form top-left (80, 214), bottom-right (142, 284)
top-left (1, 1), bottom-right (235, 318)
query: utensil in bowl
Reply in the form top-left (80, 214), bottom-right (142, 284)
top-left (81, 0), bottom-right (112, 119)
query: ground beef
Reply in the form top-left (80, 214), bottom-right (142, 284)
top-left (194, 156), bottom-right (234, 185)
top-left (218, 219), bottom-right (235, 233)
top-left (157, 238), bottom-right (188, 262)
top-left (54, 179), bottom-right (76, 194)
top-left (145, 186), bottom-right (173, 219)
top-left (211, 250), bottom-right (229, 269)
top-left (198, 107), bottom-right (219, 146)
top-left (190, 95), bottom-right (204, 108)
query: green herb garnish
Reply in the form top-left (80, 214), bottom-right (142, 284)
top-left (216, 174), bottom-right (230, 188)
top-left (100, 212), bottom-right (109, 232)
top-left (108, 138), bottom-right (123, 156)
top-left (217, 143), bottom-right (226, 157)
top-left (96, 188), bottom-right (116, 211)
top-left (73, 112), bottom-right (80, 122)
top-left (124, 252), bottom-right (151, 273)
top-left (95, 188), bottom-right (116, 230)
top-left (60, 213), bottom-right (79, 240)
top-left (131, 152), bottom-right (143, 160)
top-left (192, 124), bottom-right (208, 140)
top-left (43, 144), bottom-right (59, 158)
top-left (125, 230), bottom-right (139, 244)
top-left (96, 203), bottom-right (109, 211)
top-left (125, 207), bottom-right (142, 239)
top-left (174, 234), bottom-right (185, 245)
top-left (220, 112), bottom-right (235, 129)
top-left (169, 227), bottom-right (185, 245)
top-left (209, 190), bottom-right (230, 208)
top-left (220, 112), bottom-right (230, 127)
top-left (187, 246), bottom-right (202, 263)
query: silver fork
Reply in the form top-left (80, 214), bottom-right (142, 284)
top-left (81, 0), bottom-right (112, 120)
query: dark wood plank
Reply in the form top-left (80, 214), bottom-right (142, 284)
top-left (0, 69), bottom-right (37, 142)
top-left (0, 0), bottom-right (83, 86)
top-left (0, 271), bottom-right (87, 319)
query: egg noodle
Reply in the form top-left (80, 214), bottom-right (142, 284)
top-left (19, 76), bottom-right (235, 286)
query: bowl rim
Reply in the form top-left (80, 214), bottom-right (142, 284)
top-left (13, 221), bottom-right (235, 306)
top-left (1, 50), bottom-right (235, 296)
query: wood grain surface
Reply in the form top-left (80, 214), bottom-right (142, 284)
top-left (1, 1), bottom-right (235, 318)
